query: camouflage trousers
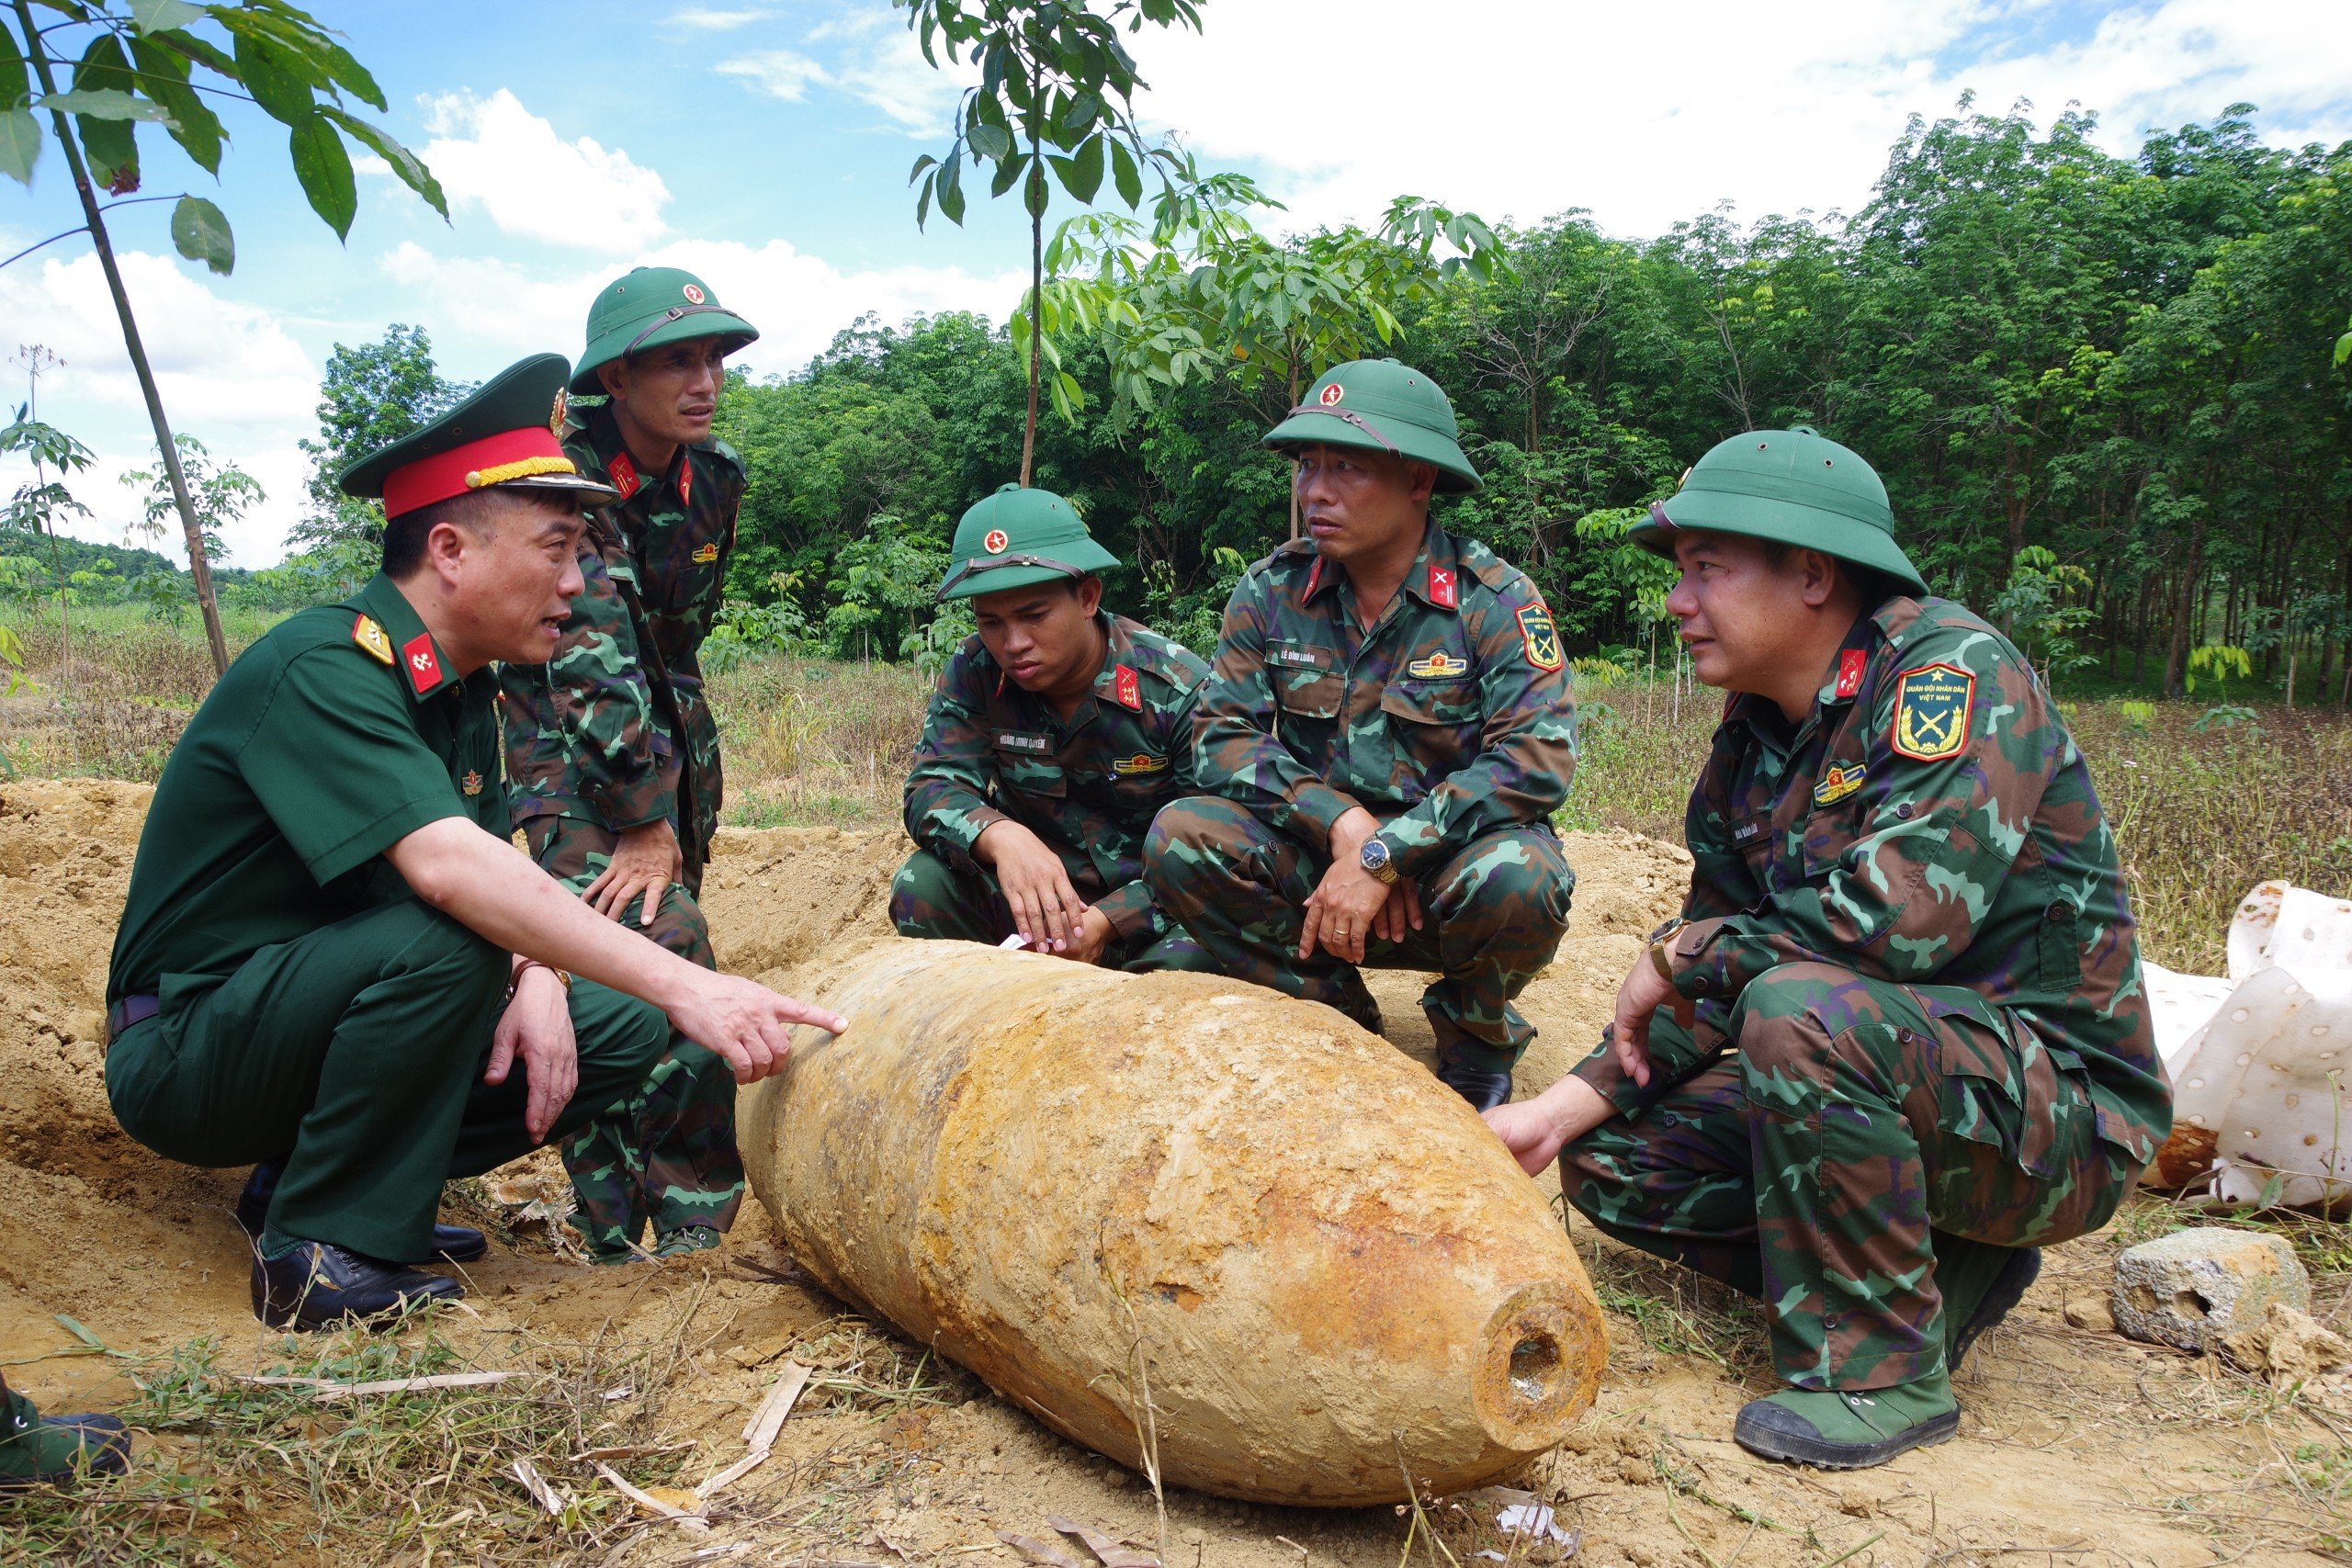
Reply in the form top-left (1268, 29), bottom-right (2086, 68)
top-left (1142, 796), bottom-right (1574, 1072)
top-left (889, 846), bottom-right (1216, 974)
top-left (525, 816), bottom-right (742, 1261)
top-left (1561, 962), bottom-right (2138, 1391)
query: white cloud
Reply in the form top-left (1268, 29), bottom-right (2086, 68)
top-left (718, 49), bottom-right (832, 103)
top-left (1117, 0), bottom-right (2352, 241)
top-left (381, 237), bottom-right (1025, 384)
top-left (673, 6), bottom-right (767, 28)
top-left (0, 248), bottom-right (316, 566)
top-left (415, 88), bottom-right (672, 252)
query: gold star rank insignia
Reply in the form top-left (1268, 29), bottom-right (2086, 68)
top-left (1813, 761), bottom-right (1868, 806)
top-left (691, 542), bottom-right (719, 563)
top-left (461, 770), bottom-right (484, 795)
top-left (1110, 752), bottom-right (1169, 776)
top-left (352, 614), bottom-right (394, 665)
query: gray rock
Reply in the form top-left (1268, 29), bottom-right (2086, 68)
top-left (2111, 1228), bottom-right (2310, 1352)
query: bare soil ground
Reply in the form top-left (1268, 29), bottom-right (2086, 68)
top-left (3, 778), bottom-right (2346, 1565)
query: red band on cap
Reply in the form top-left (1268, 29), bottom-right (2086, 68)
top-left (382, 428), bottom-right (570, 519)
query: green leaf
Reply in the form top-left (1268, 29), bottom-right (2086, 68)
top-left (1, 20), bottom-right (28, 110)
top-left (0, 108), bottom-right (40, 183)
top-left (232, 25), bottom-right (314, 123)
top-left (968, 121), bottom-right (1012, 161)
top-left (936, 150), bottom-right (966, 225)
top-left (288, 110), bottom-right (355, 239)
top-left (320, 107), bottom-right (447, 219)
top-left (1109, 136), bottom-right (1140, 209)
top-left (130, 35), bottom-right (220, 173)
top-left (36, 88), bottom-right (168, 121)
top-left (1065, 133), bottom-right (1103, 203)
top-left (130, 0), bottom-right (207, 30)
top-left (171, 192), bottom-right (234, 273)
top-left (77, 108), bottom-right (137, 188)
top-left (988, 149), bottom-right (1026, 199)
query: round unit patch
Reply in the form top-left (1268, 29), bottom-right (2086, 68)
top-left (1318, 382), bottom-right (1345, 406)
top-left (983, 528), bottom-right (1010, 555)
top-left (683, 283), bottom-right (707, 304)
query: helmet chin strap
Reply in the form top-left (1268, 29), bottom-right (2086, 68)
top-left (621, 304), bottom-right (739, 356)
top-left (1284, 405), bottom-right (1401, 457)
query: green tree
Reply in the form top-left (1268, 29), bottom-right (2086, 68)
top-left (290, 323), bottom-right (468, 550)
top-left (3, 0), bottom-right (447, 671)
top-left (898, 0), bottom-right (1204, 485)
top-left (121, 432), bottom-right (260, 566)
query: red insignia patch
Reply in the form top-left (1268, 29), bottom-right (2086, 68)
top-left (1428, 564), bottom-right (1458, 609)
top-left (401, 633), bottom-right (443, 695)
top-left (1318, 381), bottom-right (1344, 406)
top-left (1835, 649), bottom-right (1868, 700)
top-left (683, 283), bottom-right (706, 304)
top-left (677, 459), bottom-right (693, 505)
top-left (1304, 557), bottom-right (1324, 599)
top-left (1113, 665), bottom-right (1142, 712)
top-left (607, 451), bottom-right (639, 497)
top-left (983, 528), bottom-right (1010, 556)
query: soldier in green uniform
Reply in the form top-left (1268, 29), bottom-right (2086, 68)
top-left (0, 1371), bottom-right (128, 1492)
top-left (895, 484), bottom-right (1216, 971)
top-left (104, 355), bottom-right (847, 1330)
top-left (499, 266), bottom-right (757, 1262)
top-left (1486, 428), bottom-right (2167, 1468)
top-left (1145, 359), bottom-right (1579, 1111)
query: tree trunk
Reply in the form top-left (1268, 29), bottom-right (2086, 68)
top-left (18, 0), bottom-right (229, 676)
top-left (1286, 357), bottom-right (1302, 544)
top-left (2164, 523), bottom-right (2206, 700)
top-left (1020, 124), bottom-right (1043, 490)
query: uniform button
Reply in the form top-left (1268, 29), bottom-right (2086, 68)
top-left (1823, 1314), bottom-right (1839, 1329)
top-left (1660, 1112), bottom-right (1679, 1128)
top-left (1691, 976), bottom-right (1711, 995)
top-left (1894, 802), bottom-right (1915, 820)
top-left (2046, 901), bottom-right (2070, 921)
top-left (1895, 1028), bottom-right (1916, 1045)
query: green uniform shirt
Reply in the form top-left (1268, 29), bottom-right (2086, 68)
top-left (903, 614), bottom-right (1208, 939)
top-left (1645, 595), bottom-right (2165, 1163)
top-left (107, 574), bottom-right (505, 1008)
top-left (1193, 525), bottom-right (1577, 877)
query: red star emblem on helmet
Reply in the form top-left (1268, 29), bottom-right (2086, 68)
top-left (983, 528), bottom-right (1010, 555)
top-left (1318, 382), bottom-right (1344, 406)
top-left (683, 283), bottom-right (706, 304)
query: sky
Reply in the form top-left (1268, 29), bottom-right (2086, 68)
top-left (4, 0), bottom-right (2349, 568)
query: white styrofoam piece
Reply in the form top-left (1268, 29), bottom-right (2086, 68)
top-left (2166, 965), bottom-right (2352, 1209)
top-left (2143, 961), bottom-right (2236, 1080)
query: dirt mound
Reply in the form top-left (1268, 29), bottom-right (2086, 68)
top-left (0, 780), bottom-right (2340, 1564)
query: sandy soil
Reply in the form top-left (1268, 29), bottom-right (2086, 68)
top-left (1, 778), bottom-right (2344, 1565)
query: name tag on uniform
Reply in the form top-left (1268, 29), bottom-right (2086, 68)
top-left (1269, 647), bottom-right (1325, 668)
top-left (994, 731), bottom-right (1052, 753)
top-left (1732, 820), bottom-right (1765, 844)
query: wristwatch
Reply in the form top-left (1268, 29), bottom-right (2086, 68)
top-left (1646, 916), bottom-right (1688, 985)
top-left (1360, 835), bottom-right (1400, 886)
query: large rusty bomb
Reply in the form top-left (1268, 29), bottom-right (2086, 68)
top-left (740, 941), bottom-right (1605, 1506)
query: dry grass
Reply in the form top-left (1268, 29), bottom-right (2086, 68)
top-left (707, 655), bottom-right (931, 829)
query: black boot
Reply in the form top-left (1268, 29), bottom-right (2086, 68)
top-left (250, 1239), bottom-right (464, 1331)
top-left (237, 1162), bottom-right (488, 1264)
top-left (1436, 1059), bottom-right (1514, 1112)
top-left (0, 1384), bottom-right (130, 1491)
top-left (1945, 1245), bottom-right (2041, 1371)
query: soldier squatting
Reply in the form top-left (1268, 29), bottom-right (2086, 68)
top-left (4, 275), bottom-right (2166, 1486)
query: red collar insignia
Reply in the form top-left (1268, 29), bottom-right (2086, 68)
top-left (1112, 664), bottom-right (1142, 711)
top-left (1834, 649), bottom-right (1868, 700)
top-left (1427, 563), bottom-right (1458, 610)
top-left (606, 450), bottom-right (639, 497)
top-left (1304, 557), bottom-right (1325, 600)
top-left (401, 633), bottom-right (444, 695)
top-left (677, 458), bottom-right (693, 505)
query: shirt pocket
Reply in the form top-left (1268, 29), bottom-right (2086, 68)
top-left (1379, 677), bottom-right (1484, 793)
top-left (1266, 640), bottom-right (1342, 719)
top-left (1800, 799), bottom-right (1862, 880)
top-left (1930, 990), bottom-right (2062, 1178)
top-left (990, 737), bottom-right (1068, 812)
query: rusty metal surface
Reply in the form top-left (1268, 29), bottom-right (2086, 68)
top-left (741, 940), bottom-right (1605, 1506)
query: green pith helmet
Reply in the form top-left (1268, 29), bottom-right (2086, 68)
top-left (1261, 358), bottom-right (1482, 494)
top-left (935, 484), bottom-right (1122, 603)
top-left (1632, 427), bottom-right (1928, 594)
top-left (571, 266), bottom-right (760, 395)
top-left (339, 353), bottom-right (621, 520)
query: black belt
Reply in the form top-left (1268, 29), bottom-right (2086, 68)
top-left (107, 994), bottom-right (160, 1041)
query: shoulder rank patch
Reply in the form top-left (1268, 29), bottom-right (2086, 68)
top-left (1834, 648), bottom-right (1868, 700)
top-left (1516, 603), bottom-right (1563, 671)
top-left (461, 769), bottom-right (485, 796)
top-left (1813, 761), bottom-right (1867, 807)
top-left (1427, 563), bottom-right (1459, 609)
top-left (1891, 662), bottom-right (1974, 761)
top-left (1407, 651), bottom-right (1470, 679)
top-left (1112, 664), bottom-right (1142, 712)
top-left (1111, 752), bottom-right (1169, 776)
top-left (401, 633), bottom-right (444, 695)
top-left (691, 542), bottom-right (719, 564)
top-left (352, 614), bottom-right (393, 665)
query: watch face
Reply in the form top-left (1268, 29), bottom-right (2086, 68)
top-left (1363, 838), bottom-right (1389, 869)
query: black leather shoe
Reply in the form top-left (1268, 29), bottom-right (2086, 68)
top-left (237, 1162), bottom-right (488, 1264)
top-left (250, 1239), bottom-right (465, 1331)
top-left (1437, 1062), bottom-right (1514, 1112)
top-left (1949, 1247), bottom-right (2041, 1371)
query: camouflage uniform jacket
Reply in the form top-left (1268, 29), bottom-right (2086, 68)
top-left (1652, 594), bottom-right (2167, 1166)
top-left (904, 615), bottom-right (1209, 940)
top-left (1193, 525), bottom-right (1577, 878)
top-left (499, 401), bottom-right (746, 871)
